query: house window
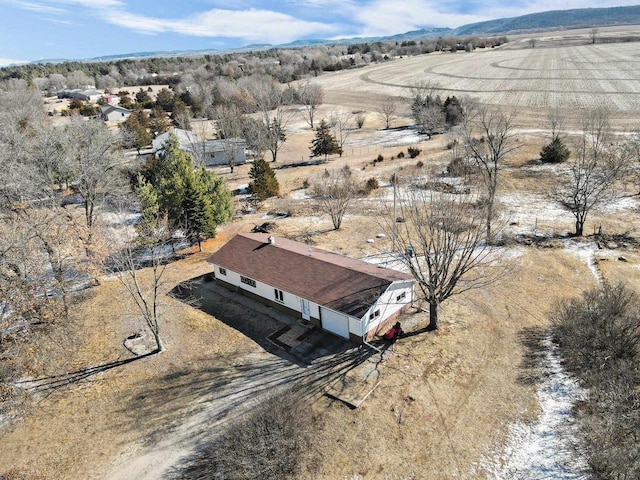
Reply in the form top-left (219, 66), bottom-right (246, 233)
top-left (218, 267), bottom-right (227, 276)
top-left (240, 276), bottom-right (256, 287)
top-left (274, 289), bottom-right (284, 303)
top-left (369, 309), bottom-right (380, 320)
top-left (396, 292), bottom-right (406, 302)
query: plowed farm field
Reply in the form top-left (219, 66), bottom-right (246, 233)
top-left (314, 42), bottom-right (640, 123)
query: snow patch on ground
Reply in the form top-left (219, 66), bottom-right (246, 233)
top-left (563, 239), bottom-right (603, 284)
top-left (346, 127), bottom-right (423, 148)
top-left (289, 189), bottom-right (312, 200)
top-left (479, 336), bottom-right (588, 480)
top-left (500, 193), bottom-right (570, 236)
top-left (361, 252), bottom-right (411, 274)
top-left (597, 195), bottom-right (639, 214)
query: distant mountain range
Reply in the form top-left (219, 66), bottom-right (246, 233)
top-left (27, 5), bottom-right (640, 64)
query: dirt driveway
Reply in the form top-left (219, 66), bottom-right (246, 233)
top-left (105, 277), bottom-right (378, 479)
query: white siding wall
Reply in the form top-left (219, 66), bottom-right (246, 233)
top-left (349, 317), bottom-right (363, 337)
top-left (205, 151), bottom-right (247, 167)
top-left (214, 264), bottom-right (321, 319)
top-left (362, 280), bottom-right (414, 335)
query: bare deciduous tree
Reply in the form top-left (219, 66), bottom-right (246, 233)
top-left (551, 109), bottom-right (631, 236)
top-left (244, 79), bottom-right (285, 163)
top-left (178, 392), bottom-right (312, 480)
top-left (382, 187), bottom-right (500, 330)
top-left (408, 81), bottom-right (445, 136)
top-left (298, 82), bottom-right (323, 129)
top-left (212, 105), bottom-right (244, 173)
top-left (377, 100), bottom-right (397, 129)
top-left (309, 167), bottom-right (358, 230)
top-left (329, 112), bottom-right (353, 156)
top-left (110, 223), bottom-right (168, 354)
top-left (462, 104), bottom-right (517, 240)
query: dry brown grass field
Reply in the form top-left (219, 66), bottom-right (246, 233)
top-left (2, 27), bottom-right (640, 479)
top-left (311, 25), bottom-right (640, 130)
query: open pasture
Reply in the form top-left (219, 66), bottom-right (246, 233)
top-left (315, 41), bottom-right (640, 124)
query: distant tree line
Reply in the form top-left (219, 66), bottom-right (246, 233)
top-left (0, 35), bottom-right (508, 90)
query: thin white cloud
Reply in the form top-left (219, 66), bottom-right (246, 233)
top-left (41, 16), bottom-right (73, 24)
top-left (8, 1), bottom-right (340, 44)
top-left (50, 0), bottom-right (123, 7)
top-left (101, 7), bottom-right (339, 43)
top-left (7, 0), bottom-right (65, 14)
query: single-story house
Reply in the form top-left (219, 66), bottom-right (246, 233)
top-left (207, 233), bottom-right (415, 343)
top-left (56, 88), bottom-right (103, 103)
top-left (100, 104), bottom-right (131, 122)
top-left (152, 130), bottom-right (247, 168)
top-left (151, 128), bottom-right (198, 154)
top-left (71, 89), bottom-right (103, 102)
top-left (195, 138), bottom-right (247, 167)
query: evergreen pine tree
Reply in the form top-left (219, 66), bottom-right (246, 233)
top-left (135, 174), bottom-right (159, 236)
top-left (248, 157), bottom-right (280, 205)
top-left (183, 172), bottom-right (217, 251)
top-left (310, 119), bottom-right (341, 161)
top-left (540, 136), bottom-right (571, 163)
top-left (141, 134), bottom-right (233, 247)
top-left (197, 168), bottom-right (234, 225)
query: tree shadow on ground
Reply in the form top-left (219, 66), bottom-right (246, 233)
top-left (118, 343), bottom-right (376, 450)
top-left (119, 276), bottom-right (380, 450)
top-left (14, 350), bottom-right (157, 395)
top-left (516, 326), bottom-right (549, 386)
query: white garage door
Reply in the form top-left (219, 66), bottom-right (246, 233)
top-left (320, 307), bottom-right (350, 339)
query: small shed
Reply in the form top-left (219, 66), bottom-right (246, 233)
top-left (207, 233), bottom-right (415, 343)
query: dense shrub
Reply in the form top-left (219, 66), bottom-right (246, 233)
top-left (397, 151), bottom-right (405, 158)
top-left (407, 146), bottom-right (421, 158)
top-left (552, 282), bottom-right (640, 479)
top-left (177, 392), bottom-right (315, 480)
top-left (363, 177), bottom-right (379, 194)
top-left (447, 157), bottom-right (469, 177)
top-left (416, 160), bottom-right (424, 168)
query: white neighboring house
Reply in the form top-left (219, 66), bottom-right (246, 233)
top-left (151, 128), bottom-right (198, 155)
top-left (100, 104), bottom-right (131, 122)
top-left (207, 233), bottom-right (415, 343)
top-left (196, 138), bottom-right (247, 167)
top-left (152, 130), bottom-right (247, 168)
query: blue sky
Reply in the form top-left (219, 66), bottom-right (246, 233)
top-left (1, 0), bottom-right (638, 66)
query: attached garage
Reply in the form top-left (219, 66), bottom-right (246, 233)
top-left (320, 307), bottom-right (350, 339)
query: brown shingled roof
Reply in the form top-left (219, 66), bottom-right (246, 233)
top-left (207, 233), bottom-right (414, 318)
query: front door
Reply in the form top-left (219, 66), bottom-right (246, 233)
top-left (301, 299), bottom-right (310, 321)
